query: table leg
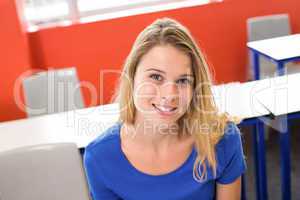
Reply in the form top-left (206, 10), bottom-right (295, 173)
top-left (79, 147), bottom-right (85, 156)
top-left (276, 60), bottom-right (291, 200)
top-left (252, 51), bottom-right (260, 80)
top-left (241, 174), bottom-right (247, 200)
top-left (252, 121), bottom-right (268, 200)
top-left (277, 61), bottom-right (285, 76)
top-left (278, 116), bottom-right (291, 200)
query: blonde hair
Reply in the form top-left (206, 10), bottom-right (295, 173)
top-left (111, 18), bottom-right (238, 181)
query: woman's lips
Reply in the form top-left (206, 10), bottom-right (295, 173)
top-left (152, 104), bottom-right (177, 116)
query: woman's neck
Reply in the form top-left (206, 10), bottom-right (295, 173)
top-left (121, 119), bottom-right (193, 155)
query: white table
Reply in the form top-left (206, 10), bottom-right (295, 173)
top-left (0, 103), bottom-right (120, 152)
top-left (247, 34), bottom-right (300, 79)
top-left (247, 34), bottom-right (300, 200)
top-left (247, 34), bottom-right (300, 61)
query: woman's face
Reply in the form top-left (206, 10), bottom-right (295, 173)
top-left (133, 44), bottom-right (194, 128)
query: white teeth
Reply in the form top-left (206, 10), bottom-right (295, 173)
top-left (155, 105), bottom-right (176, 112)
top-left (158, 106), bottom-right (172, 112)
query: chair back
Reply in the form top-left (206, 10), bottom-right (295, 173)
top-left (23, 67), bottom-right (84, 117)
top-left (0, 143), bottom-right (90, 200)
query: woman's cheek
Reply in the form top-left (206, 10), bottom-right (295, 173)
top-left (133, 81), bottom-right (157, 112)
top-left (178, 89), bottom-right (193, 113)
top-left (134, 82), bottom-right (157, 100)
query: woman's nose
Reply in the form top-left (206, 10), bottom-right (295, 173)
top-left (159, 82), bottom-right (178, 103)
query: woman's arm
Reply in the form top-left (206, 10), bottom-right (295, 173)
top-left (215, 123), bottom-right (246, 200)
top-left (216, 176), bottom-right (241, 200)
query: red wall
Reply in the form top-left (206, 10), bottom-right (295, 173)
top-left (27, 0), bottom-right (300, 108)
top-left (0, 0), bottom-right (31, 122)
top-left (1, 0), bottom-right (300, 122)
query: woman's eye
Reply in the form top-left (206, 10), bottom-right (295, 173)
top-left (176, 78), bottom-right (191, 85)
top-left (149, 74), bottom-right (163, 81)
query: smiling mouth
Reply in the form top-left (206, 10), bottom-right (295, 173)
top-left (152, 104), bottom-right (178, 116)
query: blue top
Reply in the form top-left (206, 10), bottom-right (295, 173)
top-left (83, 122), bottom-right (246, 200)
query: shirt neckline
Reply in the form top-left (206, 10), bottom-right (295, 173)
top-left (115, 122), bottom-right (196, 179)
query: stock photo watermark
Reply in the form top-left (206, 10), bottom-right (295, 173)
top-left (12, 68), bottom-right (291, 136)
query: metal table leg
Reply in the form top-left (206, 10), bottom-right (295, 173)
top-left (278, 116), bottom-right (291, 200)
top-left (252, 121), bottom-right (268, 200)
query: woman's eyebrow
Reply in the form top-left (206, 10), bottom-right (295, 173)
top-left (146, 68), bottom-right (193, 77)
top-left (179, 74), bottom-right (194, 78)
top-left (145, 68), bottom-right (166, 74)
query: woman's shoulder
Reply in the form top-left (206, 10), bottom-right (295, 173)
top-left (83, 122), bottom-right (124, 191)
top-left (215, 121), bottom-right (243, 163)
top-left (85, 122), bottom-right (122, 155)
top-left (214, 121), bottom-right (246, 183)
top-left (217, 121), bottom-right (241, 148)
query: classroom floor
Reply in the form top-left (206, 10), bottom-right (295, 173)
top-left (241, 119), bottom-right (300, 200)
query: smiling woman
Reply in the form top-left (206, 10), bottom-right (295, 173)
top-left (83, 18), bottom-right (246, 200)
top-left (132, 44), bottom-right (194, 126)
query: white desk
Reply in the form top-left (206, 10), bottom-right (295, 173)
top-left (216, 73), bottom-right (300, 117)
top-left (247, 34), bottom-right (300, 81)
top-left (247, 34), bottom-right (300, 61)
top-left (212, 81), bottom-right (269, 119)
top-left (252, 73), bottom-right (300, 116)
top-left (0, 103), bottom-right (120, 152)
top-left (247, 35), bottom-right (300, 200)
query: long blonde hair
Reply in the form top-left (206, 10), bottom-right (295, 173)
top-left (112, 18), bottom-right (235, 181)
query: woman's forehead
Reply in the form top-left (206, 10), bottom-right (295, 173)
top-left (136, 45), bottom-right (192, 75)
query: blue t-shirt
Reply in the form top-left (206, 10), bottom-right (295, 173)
top-left (83, 122), bottom-right (246, 200)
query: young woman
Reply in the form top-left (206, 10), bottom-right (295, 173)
top-left (84, 18), bottom-right (246, 200)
